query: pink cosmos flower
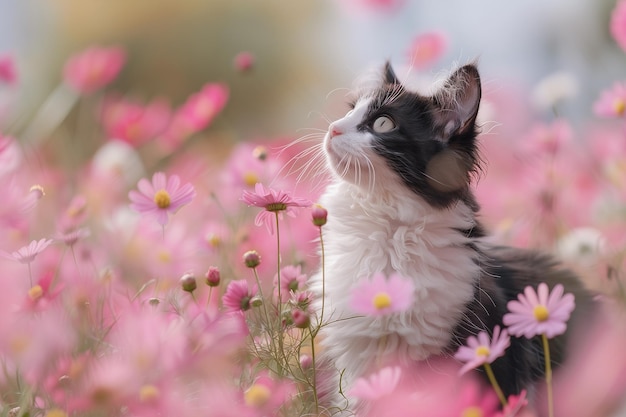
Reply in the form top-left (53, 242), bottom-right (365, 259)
top-left (522, 119), bottom-right (572, 157)
top-left (63, 46), bottom-right (126, 94)
top-left (128, 172), bottom-right (196, 226)
top-left (222, 280), bottom-right (257, 312)
top-left (274, 265), bottom-right (307, 301)
top-left (611, 0), bottom-right (626, 53)
top-left (0, 54), bottom-right (17, 85)
top-left (593, 82), bottom-right (626, 118)
top-left (243, 372), bottom-right (294, 413)
top-left (455, 325), bottom-right (511, 375)
top-left (349, 366), bottom-right (402, 400)
top-left (101, 95), bottom-right (171, 147)
top-left (503, 283), bottom-right (575, 339)
top-left (350, 272), bottom-right (415, 316)
top-left (1, 238), bottom-right (53, 264)
top-left (240, 183), bottom-right (312, 234)
top-left (406, 31), bottom-right (448, 70)
top-left (161, 83), bottom-right (229, 150)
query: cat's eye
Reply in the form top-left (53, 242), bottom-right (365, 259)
top-left (372, 116), bottom-right (396, 133)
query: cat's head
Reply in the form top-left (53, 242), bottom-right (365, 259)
top-left (324, 62), bottom-right (482, 209)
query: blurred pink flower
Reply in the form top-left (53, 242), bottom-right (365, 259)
top-left (274, 264), bottom-right (307, 301)
top-left (162, 83), bottom-right (228, 149)
top-left (503, 283), bottom-right (575, 339)
top-left (349, 272), bottom-right (415, 316)
top-left (101, 95), bottom-right (171, 147)
top-left (406, 31), bottom-right (448, 70)
top-left (240, 183), bottom-right (312, 234)
top-left (0, 54), bottom-right (17, 85)
top-left (222, 280), bottom-right (257, 312)
top-left (593, 82), bottom-right (626, 117)
top-left (522, 119), bottom-right (572, 157)
top-left (63, 46), bottom-right (126, 94)
top-left (243, 372), bottom-right (294, 413)
top-left (129, 172), bottom-right (196, 226)
top-left (496, 389), bottom-right (529, 417)
top-left (1, 238), bottom-right (53, 264)
top-left (234, 51), bottom-right (255, 72)
top-left (0, 135), bottom-right (22, 177)
top-left (455, 325), bottom-right (511, 375)
top-left (349, 366), bottom-right (402, 400)
top-left (611, 0), bottom-right (626, 53)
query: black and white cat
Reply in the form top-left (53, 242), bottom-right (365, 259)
top-left (309, 62), bottom-right (593, 413)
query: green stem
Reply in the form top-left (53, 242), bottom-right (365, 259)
top-left (483, 362), bottom-right (507, 408)
top-left (317, 226), bottom-right (326, 328)
top-left (206, 287), bottom-right (213, 308)
top-left (309, 326), bottom-right (319, 415)
top-left (274, 212), bottom-right (285, 376)
top-left (542, 333), bottom-right (554, 417)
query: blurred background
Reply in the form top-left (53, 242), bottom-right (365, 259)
top-left (1, 0), bottom-right (622, 143)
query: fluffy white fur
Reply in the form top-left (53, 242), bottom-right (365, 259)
top-left (311, 95), bottom-right (482, 411)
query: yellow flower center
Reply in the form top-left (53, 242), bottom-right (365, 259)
top-left (372, 292), bottom-right (392, 310)
top-left (139, 384), bottom-right (160, 402)
top-left (266, 202), bottom-right (287, 212)
top-left (243, 171), bottom-right (259, 187)
top-left (533, 305), bottom-right (550, 322)
top-left (475, 345), bottom-right (490, 357)
top-left (206, 233), bottom-right (221, 248)
top-left (462, 406), bottom-right (484, 417)
top-left (153, 189), bottom-right (171, 209)
top-left (44, 409), bottom-right (68, 417)
top-left (28, 285), bottom-right (43, 301)
top-left (244, 383), bottom-right (271, 407)
top-left (614, 98), bottom-right (626, 116)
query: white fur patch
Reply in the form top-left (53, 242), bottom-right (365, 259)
top-left (311, 181), bottom-right (480, 395)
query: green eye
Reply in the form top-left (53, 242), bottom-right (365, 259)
top-left (372, 116), bottom-right (396, 133)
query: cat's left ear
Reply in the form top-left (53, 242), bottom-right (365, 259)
top-left (383, 61), bottom-right (402, 85)
top-left (431, 64), bottom-right (481, 140)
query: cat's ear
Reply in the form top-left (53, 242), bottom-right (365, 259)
top-left (431, 64), bottom-right (481, 140)
top-left (383, 61), bottom-right (401, 85)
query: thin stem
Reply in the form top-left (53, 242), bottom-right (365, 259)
top-left (542, 333), bottom-right (554, 417)
top-left (274, 212), bottom-right (285, 376)
top-left (206, 287), bottom-right (213, 308)
top-left (308, 326), bottom-right (319, 415)
top-left (27, 263), bottom-right (33, 287)
top-left (483, 362), bottom-right (507, 408)
top-left (317, 226), bottom-right (326, 327)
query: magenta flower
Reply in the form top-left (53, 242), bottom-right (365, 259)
top-left (63, 46), bottom-right (126, 94)
top-left (406, 31), bottom-right (448, 70)
top-left (222, 280), bottom-right (257, 313)
top-left (349, 366), bottom-right (402, 400)
top-left (611, 0), bottom-right (626, 53)
top-left (1, 238), bottom-right (53, 264)
top-left (454, 326), bottom-right (511, 375)
top-left (162, 83), bottom-right (229, 150)
top-left (234, 51), bottom-right (255, 72)
top-left (0, 54), bottom-right (17, 85)
top-left (128, 172), bottom-right (196, 226)
top-left (503, 283), bottom-right (575, 339)
top-left (101, 95), bottom-right (171, 147)
top-left (350, 272), bottom-right (415, 316)
top-left (593, 82), bottom-right (626, 118)
top-left (240, 183), bottom-right (312, 234)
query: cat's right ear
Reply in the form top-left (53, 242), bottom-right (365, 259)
top-left (383, 61), bottom-right (401, 85)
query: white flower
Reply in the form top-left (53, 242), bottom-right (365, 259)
top-left (531, 72), bottom-right (578, 111)
top-left (557, 227), bottom-right (606, 266)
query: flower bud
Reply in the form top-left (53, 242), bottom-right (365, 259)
top-left (148, 297), bottom-right (160, 307)
top-left (299, 354), bottom-right (312, 369)
top-left (243, 250), bottom-right (261, 268)
top-left (180, 273), bottom-right (197, 293)
top-left (311, 204), bottom-right (328, 227)
top-left (250, 295), bottom-right (263, 308)
top-left (252, 145), bottom-right (268, 161)
top-left (205, 266), bottom-right (221, 287)
top-left (292, 309), bottom-right (311, 329)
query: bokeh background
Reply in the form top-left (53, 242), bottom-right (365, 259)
top-left (2, 0), bottom-right (622, 141)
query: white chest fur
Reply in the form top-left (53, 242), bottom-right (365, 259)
top-left (312, 182), bottom-right (480, 385)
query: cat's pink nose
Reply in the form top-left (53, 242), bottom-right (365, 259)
top-left (329, 127), bottom-right (342, 138)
